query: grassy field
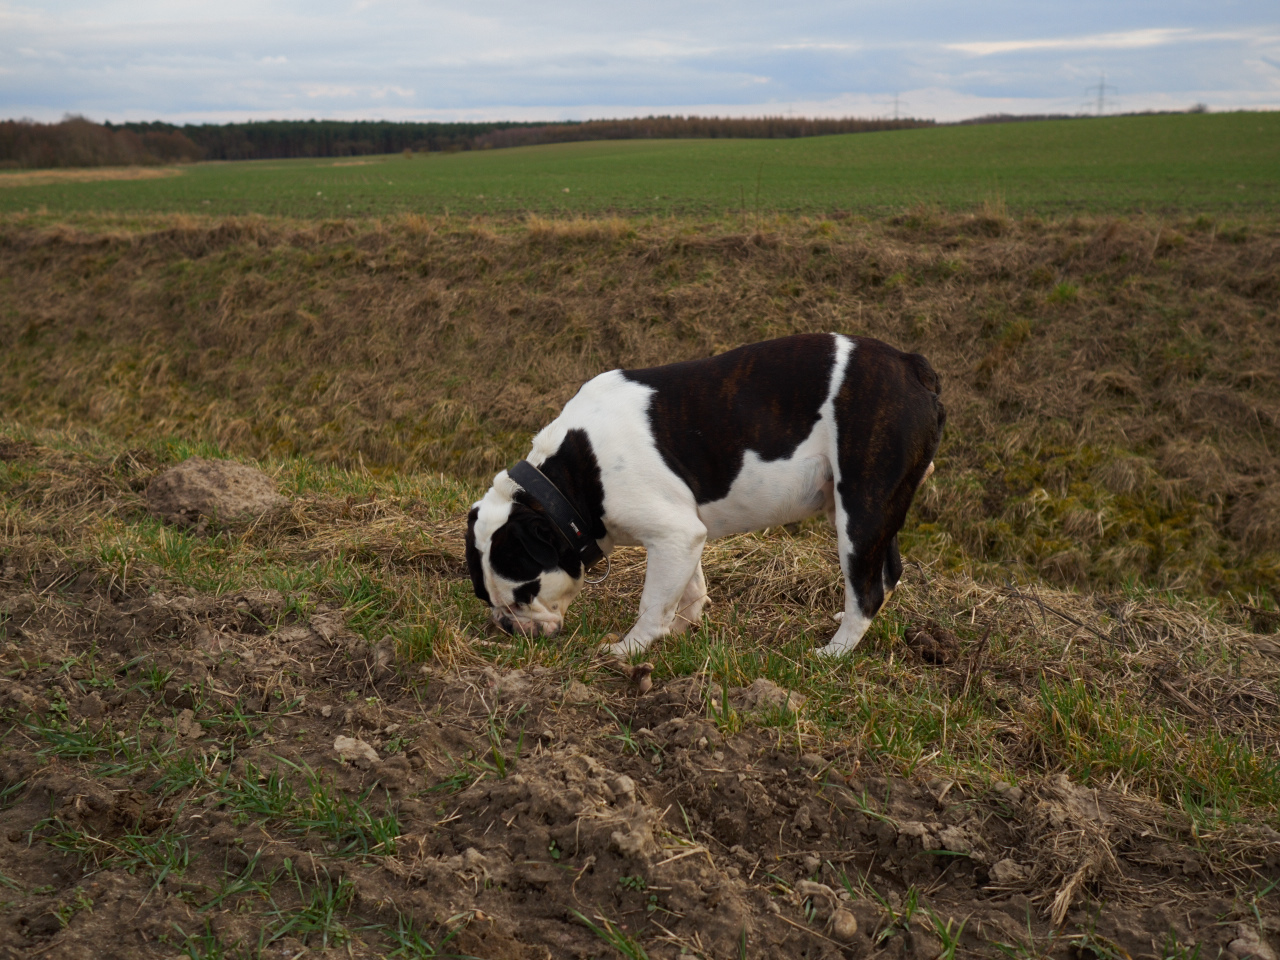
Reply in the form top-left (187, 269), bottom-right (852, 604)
top-left (0, 111), bottom-right (1277, 218)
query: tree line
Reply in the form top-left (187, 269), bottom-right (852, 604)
top-left (108, 118), bottom-right (541, 160)
top-left (1, 114), bottom-right (934, 169)
top-left (0, 116), bottom-right (202, 169)
top-left (470, 115), bottom-right (932, 148)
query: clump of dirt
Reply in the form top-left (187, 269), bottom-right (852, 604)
top-left (145, 456), bottom-right (288, 530)
top-left (0, 566), bottom-right (1278, 959)
top-left (903, 622), bottom-right (960, 665)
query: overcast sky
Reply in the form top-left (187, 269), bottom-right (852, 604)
top-left (2, 1), bottom-right (1278, 124)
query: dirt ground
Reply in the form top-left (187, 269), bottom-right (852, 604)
top-left (2, 559), bottom-right (1279, 960)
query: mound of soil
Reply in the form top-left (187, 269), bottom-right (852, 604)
top-left (1, 562), bottom-right (1278, 959)
top-left (145, 456), bottom-right (287, 531)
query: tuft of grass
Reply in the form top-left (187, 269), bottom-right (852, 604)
top-left (1046, 281), bottom-right (1079, 304)
top-left (381, 911), bottom-right (470, 959)
top-left (267, 863), bottom-right (355, 951)
top-left (573, 910), bottom-right (651, 960)
top-left (213, 759), bottom-right (402, 856)
top-left (42, 820), bottom-right (191, 895)
top-left (1034, 677), bottom-right (1280, 818)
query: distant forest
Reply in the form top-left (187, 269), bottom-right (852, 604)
top-left (468, 116), bottom-right (931, 149)
top-left (0, 116), bottom-right (203, 169)
top-left (1, 114), bottom-right (933, 169)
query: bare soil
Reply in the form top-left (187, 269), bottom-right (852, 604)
top-left (2, 548), bottom-right (1279, 958)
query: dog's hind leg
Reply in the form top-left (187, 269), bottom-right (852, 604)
top-left (815, 345), bottom-right (941, 658)
top-left (817, 482), bottom-right (914, 656)
top-left (670, 562), bottom-right (707, 635)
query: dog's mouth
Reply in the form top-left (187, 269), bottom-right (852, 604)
top-left (492, 609), bottom-right (561, 638)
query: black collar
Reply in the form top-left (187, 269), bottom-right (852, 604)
top-left (508, 460), bottom-right (605, 570)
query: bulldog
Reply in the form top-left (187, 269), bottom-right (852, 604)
top-left (465, 333), bottom-right (945, 658)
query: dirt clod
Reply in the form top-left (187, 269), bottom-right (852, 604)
top-left (991, 858), bottom-right (1029, 883)
top-left (334, 735), bottom-right (380, 769)
top-left (904, 621), bottom-right (960, 664)
top-left (829, 908), bottom-right (859, 940)
top-left (732, 676), bottom-right (806, 713)
top-left (145, 456), bottom-right (287, 530)
top-left (606, 657), bottom-right (656, 695)
top-left (1230, 932), bottom-right (1279, 960)
top-left (372, 635), bottom-right (397, 680)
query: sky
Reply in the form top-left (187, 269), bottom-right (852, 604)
top-left (2, 1), bottom-right (1278, 125)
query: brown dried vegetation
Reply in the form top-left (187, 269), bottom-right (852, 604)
top-left (1, 210), bottom-right (1276, 601)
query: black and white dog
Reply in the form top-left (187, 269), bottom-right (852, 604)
top-left (465, 333), bottom-right (944, 658)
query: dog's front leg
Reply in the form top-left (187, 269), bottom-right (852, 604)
top-left (605, 524), bottom-right (707, 659)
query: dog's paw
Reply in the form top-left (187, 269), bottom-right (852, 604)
top-left (813, 640), bottom-right (854, 658)
top-left (600, 632), bottom-right (627, 659)
top-left (601, 632), bottom-right (648, 660)
top-left (602, 642), bottom-right (634, 660)
top-left (813, 616), bottom-right (869, 658)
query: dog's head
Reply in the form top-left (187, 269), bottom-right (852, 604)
top-left (465, 472), bottom-right (586, 637)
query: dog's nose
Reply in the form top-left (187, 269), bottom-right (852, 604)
top-left (497, 616), bottom-right (515, 635)
top-left (541, 622), bottom-right (560, 638)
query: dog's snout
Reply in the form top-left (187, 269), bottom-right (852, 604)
top-left (497, 615), bottom-right (515, 635)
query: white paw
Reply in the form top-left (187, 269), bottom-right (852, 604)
top-left (814, 616), bottom-right (870, 657)
top-left (602, 633), bottom-right (649, 660)
top-left (813, 640), bottom-right (856, 658)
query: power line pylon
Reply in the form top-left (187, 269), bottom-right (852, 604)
top-left (1085, 74), bottom-right (1117, 115)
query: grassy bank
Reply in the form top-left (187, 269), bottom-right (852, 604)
top-left (4, 425), bottom-right (1280, 956)
top-left (0, 112), bottom-right (1278, 218)
top-left (3, 423), bottom-right (1279, 824)
top-left (1, 209), bottom-right (1277, 603)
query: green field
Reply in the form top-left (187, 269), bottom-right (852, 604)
top-left (1, 111), bottom-right (1277, 218)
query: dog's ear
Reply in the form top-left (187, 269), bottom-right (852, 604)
top-left (511, 504), bottom-right (584, 579)
top-left (465, 506), bottom-right (491, 605)
top-left (507, 503), bottom-right (562, 573)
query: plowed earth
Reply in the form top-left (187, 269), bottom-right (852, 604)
top-left (1, 566), bottom-right (1278, 960)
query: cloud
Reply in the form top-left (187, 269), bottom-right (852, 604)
top-left (948, 27), bottom-right (1275, 57)
top-left (1, 1), bottom-right (1277, 123)
top-left (305, 84), bottom-right (357, 99)
top-left (774, 42), bottom-right (859, 52)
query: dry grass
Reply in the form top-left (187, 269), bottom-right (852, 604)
top-left (0, 166), bottom-right (183, 187)
top-left (524, 213), bottom-right (632, 242)
top-left (4, 424), bottom-right (1279, 810)
top-left (0, 210), bottom-right (1277, 606)
top-left (6, 424), bottom-right (1280, 946)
